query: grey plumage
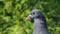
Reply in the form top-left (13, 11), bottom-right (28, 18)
top-left (26, 9), bottom-right (49, 34)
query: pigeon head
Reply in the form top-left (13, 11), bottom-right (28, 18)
top-left (26, 9), bottom-right (43, 20)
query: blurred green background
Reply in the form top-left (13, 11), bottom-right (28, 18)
top-left (0, 0), bottom-right (60, 34)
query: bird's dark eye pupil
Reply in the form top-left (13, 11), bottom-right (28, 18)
top-left (33, 12), bottom-right (35, 15)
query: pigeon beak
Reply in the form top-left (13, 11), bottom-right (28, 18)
top-left (26, 15), bottom-right (32, 20)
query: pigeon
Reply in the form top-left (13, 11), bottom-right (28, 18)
top-left (26, 9), bottom-right (49, 34)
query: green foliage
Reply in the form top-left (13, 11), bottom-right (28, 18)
top-left (0, 0), bottom-right (60, 34)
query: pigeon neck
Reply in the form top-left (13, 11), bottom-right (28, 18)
top-left (34, 18), bottom-right (41, 20)
top-left (33, 18), bottom-right (49, 34)
top-left (34, 18), bottom-right (42, 27)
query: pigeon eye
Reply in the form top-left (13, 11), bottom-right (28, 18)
top-left (32, 12), bottom-right (35, 15)
top-left (30, 12), bottom-right (35, 15)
